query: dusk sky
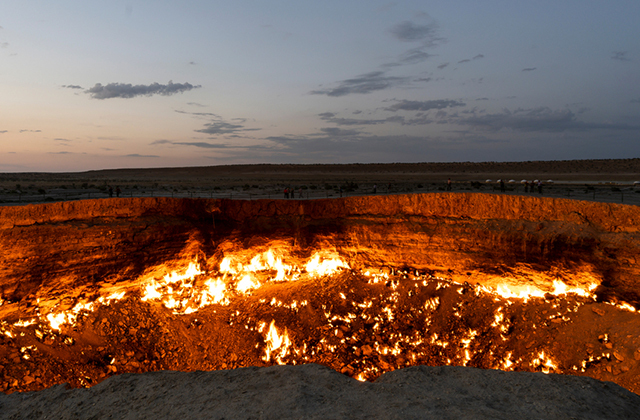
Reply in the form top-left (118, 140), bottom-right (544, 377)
top-left (1, 1), bottom-right (639, 172)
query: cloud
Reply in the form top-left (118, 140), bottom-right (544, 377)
top-left (397, 48), bottom-right (434, 65)
top-left (317, 127), bottom-right (362, 137)
top-left (19, 129), bottom-right (41, 133)
top-left (612, 51), bottom-right (630, 61)
top-left (385, 99), bottom-right (466, 112)
top-left (522, 67), bottom-right (537, 72)
top-left (1, 42), bottom-right (8, 48)
top-left (124, 154), bottom-right (159, 158)
top-left (173, 142), bottom-right (229, 149)
top-left (310, 71), bottom-right (409, 96)
top-left (175, 110), bottom-right (222, 119)
top-left (458, 59), bottom-right (470, 64)
top-left (452, 107), bottom-right (640, 132)
top-left (0, 130), bottom-right (7, 134)
top-left (319, 111), bottom-right (433, 127)
top-left (85, 81), bottom-right (201, 99)
top-left (473, 54), bottom-right (484, 60)
top-left (62, 85), bottom-right (83, 89)
top-left (437, 62), bottom-right (449, 70)
top-left (632, 98), bottom-right (640, 104)
top-left (389, 20), bottom-right (443, 47)
top-left (195, 119), bottom-right (261, 136)
top-left (187, 102), bottom-right (207, 107)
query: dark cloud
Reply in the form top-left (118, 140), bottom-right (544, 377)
top-left (385, 99), bottom-right (466, 112)
top-left (437, 62), bottom-right (449, 70)
top-left (631, 98), bottom-right (640, 104)
top-left (414, 77), bottom-right (432, 82)
top-left (319, 112), bottom-right (387, 126)
top-left (62, 85), bottom-right (83, 89)
top-left (453, 107), bottom-right (640, 132)
top-left (150, 140), bottom-right (172, 145)
top-left (473, 54), bottom-right (484, 60)
top-left (458, 59), bottom-right (470, 64)
top-left (173, 142), bottom-right (229, 149)
top-left (19, 129), bottom-right (41, 133)
top-left (476, 98), bottom-right (489, 101)
top-left (522, 67), bottom-right (537, 72)
top-left (53, 138), bottom-right (71, 142)
top-left (0, 130), bottom-right (7, 134)
top-left (187, 102), bottom-right (207, 107)
top-left (612, 51), bottom-right (630, 61)
top-left (85, 81), bottom-right (201, 99)
top-left (310, 71), bottom-right (409, 97)
top-left (389, 21), bottom-right (442, 47)
top-left (317, 127), bottom-right (362, 137)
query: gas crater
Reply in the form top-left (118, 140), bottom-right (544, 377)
top-left (1, 193), bottom-right (640, 394)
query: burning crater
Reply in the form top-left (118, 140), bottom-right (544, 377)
top-left (1, 194), bottom-right (640, 394)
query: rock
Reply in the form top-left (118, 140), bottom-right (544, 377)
top-left (613, 351), bottom-right (624, 362)
top-left (605, 343), bottom-right (613, 349)
top-left (1, 365), bottom-right (640, 420)
top-left (592, 307), bottom-right (606, 316)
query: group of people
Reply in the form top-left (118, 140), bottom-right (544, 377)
top-left (283, 187), bottom-right (303, 199)
top-left (524, 180), bottom-right (543, 194)
top-left (108, 186), bottom-right (121, 198)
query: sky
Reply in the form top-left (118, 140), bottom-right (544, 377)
top-left (1, 0), bottom-right (639, 172)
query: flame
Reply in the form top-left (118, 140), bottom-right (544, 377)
top-left (262, 320), bottom-right (292, 364)
top-left (305, 252), bottom-right (349, 277)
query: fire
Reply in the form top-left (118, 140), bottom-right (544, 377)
top-left (305, 252), bottom-right (349, 277)
top-left (6, 238), bottom-right (640, 395)
top-left (262, 320), bottom-right (293, 364)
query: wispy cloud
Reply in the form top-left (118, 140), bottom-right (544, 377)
top-left (632, 98), bottom-right (640, 104)
top-left (389, 20), bottom-right (443, 47)
top-left (19, 129), bottom-right (41, 133)
top-left (310, 71), bottom-right (410, 96)
top-left (437, 62), bottom-right (449, 70)
top-left (195, 118), bottom-right (261, 136)
top-left (85, 81), bottom-right (201, 99)
top-left (612, 51), bottom-right (630, 62)
top-left (62, 84), bottom-right (83, 89)
top-left (385, 99), bottom-right (466, 112)
top-left (124, 153), bottom-right (160, 158)
top-left (319, 111), bottom-right (433, 127)
top-left (0, 130), bottom-right (7, 134)
top-left (1, 42), bottom-right (8, 48)
top-left (522, 67), bottom-right (537, 72)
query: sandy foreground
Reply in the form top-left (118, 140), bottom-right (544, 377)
top-left (1, 364), bottom-right (640, 420)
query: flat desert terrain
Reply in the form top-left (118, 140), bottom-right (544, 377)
top-left (1, 158), bottom-right (639, 205)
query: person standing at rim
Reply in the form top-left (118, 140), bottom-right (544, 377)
top-left (447, 178), bottom-right (452, 191)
